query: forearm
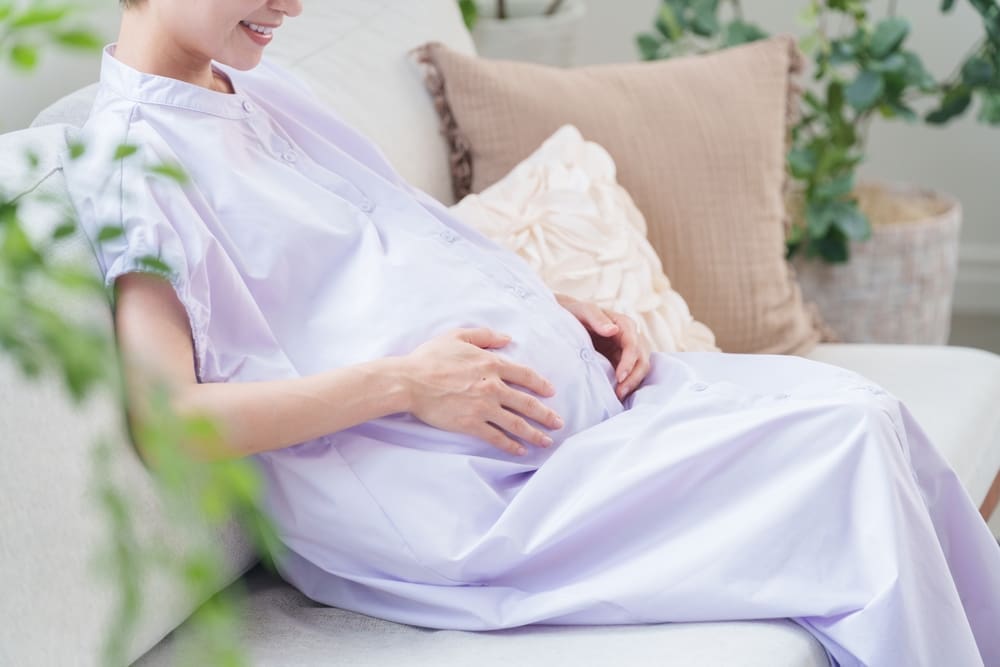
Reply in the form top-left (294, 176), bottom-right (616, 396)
top-left (169, 356), bottom-right (412, 461)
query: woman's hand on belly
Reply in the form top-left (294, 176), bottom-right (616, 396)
top-left (554, 294), bottom-right (652, 400)
top-left (398, 328), bottom-right (565, 456)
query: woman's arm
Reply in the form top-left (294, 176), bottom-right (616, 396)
top-left (114, 273), bottom-right (562, 462)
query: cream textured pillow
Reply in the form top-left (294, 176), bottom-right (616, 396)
top-left (449, 125), bottom-right (718, 353)
top-left (412, 37), bottom-right (828, 354)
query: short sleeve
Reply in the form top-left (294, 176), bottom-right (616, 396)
top-left (63, 115), bottom-right (211, 380)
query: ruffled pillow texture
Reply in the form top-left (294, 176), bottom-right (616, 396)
top-left (449, 125), bottom-right (718, 353)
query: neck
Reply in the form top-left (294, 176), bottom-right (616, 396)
top-left (115, 9), bottom-right (228, 93)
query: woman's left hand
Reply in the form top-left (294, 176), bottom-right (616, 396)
top-left (555, 294), bottom-right (651, 400)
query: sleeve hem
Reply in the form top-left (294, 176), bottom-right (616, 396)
top-left (105, 254), bottom-right (210, 383)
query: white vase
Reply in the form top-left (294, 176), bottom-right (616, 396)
top-left (471, 0), bottom-right (587, 67)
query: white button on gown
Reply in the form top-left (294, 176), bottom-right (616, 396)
top-left (64, 47), bottom-right (1000, 667)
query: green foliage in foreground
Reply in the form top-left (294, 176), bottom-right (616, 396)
top-left (2, 3), bottom-right (283, 664)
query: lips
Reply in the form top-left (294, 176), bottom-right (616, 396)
top-left (239, 20), bottom-right (275, 45)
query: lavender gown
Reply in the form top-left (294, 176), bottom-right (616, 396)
top-left (65, 47), bottom-right (1000, 667)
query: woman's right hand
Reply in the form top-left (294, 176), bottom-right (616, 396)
top-left (401, 328), bottom-right (564, 456)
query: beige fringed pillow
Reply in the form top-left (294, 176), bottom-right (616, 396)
top-left (412, 37), bottom-right (828, 355)
top-left (450, 124), bottom-right (718, 353)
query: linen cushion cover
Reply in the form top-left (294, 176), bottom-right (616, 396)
top-left (412, 37), bottom-right (827, 355)
top-left (449, 124), bottom-right (718, 353)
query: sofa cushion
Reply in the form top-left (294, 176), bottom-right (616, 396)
top-left (449, 124), bottom-right (718, 353)
top-left (135, 564), bottom-right (830, 667)
top-left (805, 343), bottom-right (1000, 509)
top-left (412, 38), bottom-right (828, 355)
top-left (0, 124), bottom-right (255, 667)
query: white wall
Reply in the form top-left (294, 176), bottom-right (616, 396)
top-left (577, 0), bottom-right (1000, 313)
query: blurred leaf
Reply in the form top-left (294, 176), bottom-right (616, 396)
top-left (457, 0), bottom-right (477, 30)
top-left (831, 200), bottom-right (870, 240)
top-left (97, 225), bottom-right (124, 242)
top-left (52, 220), bottom-right (76, 240)
top-left (870, 18), bottom-right (910, 59)
top-left (113, 143), bottom-right (138, 160)
top-left (882, 100), bottom-right (918, 121)
top-left (148, 162), bottom-right (189, 184)
top-left (941, 0), bottom-right (956, 11)
top-left (927, 87), bottom-right (973, 124)
top-left (657, 4), bottom-right (683, 41)
top-left (54, 29), bottom-right (103, 51)
top-left (10, 43), bottom-right (39, 70)
top-left (10, 4), bottom-right (71, 28)
top-left (806, 199), bottom-right (835, 236)
top-left (846, 70), bottom-right (884, 111)
top-left (814, 228), bottom-right (850, 263)
top-left (0, 3), bottom-right (12, 22)
top-left (691, 0), bottom-right (720, 37)
top-left (902, 52), bottom-right (937, 92)
top-left (815, 173), bottom-right (855, 200)
top-left (2, 221), bottom-right (42, 269)
top-left (788, 147), bottom-right (817, 178)
top-left (637, 33), bottom-right (661, 60)
top-left (978, 90), bottom-right (1000, 124)
top-left (136, 255), bottom-right (173, 276)
top-left (962, 56), bottom-right (995, 86)
top-left (723, 20), bottom-right (768, 47)
top-left (68, 141), bottom-right (86, 159)
top-left (869, 53), bottom-right (907, 74)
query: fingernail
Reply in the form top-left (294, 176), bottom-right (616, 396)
top-left (516, 446), bottom-right (526, 456)
top-left (541, 436), bottom-right (553, 447)
top-left (553, 415), bottom-right (564, 428)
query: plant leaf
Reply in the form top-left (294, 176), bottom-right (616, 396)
top-left (148, 162), bottom-right (189, 184)
top-left (113, 143), bottom-right (138, 160)
top-left (870, 17), bottom-right (909, 59)
top-left (926, 87), bottom-right (972, 124)
top-left (54, 29), bottom-right (103, 51)
top-left (845, 70), bottom-right (884, 111)
top-left (10, 5), bottom-right (71, 28)
top-left (962, 56), bottom-right (995, 86)
top-left (10, 43), bottom-right (39, 70)
top-left (636, 33), bottom-right (661, 60)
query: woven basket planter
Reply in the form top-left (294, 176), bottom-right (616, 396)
top-left (791, 182), bottom-right (962, 345)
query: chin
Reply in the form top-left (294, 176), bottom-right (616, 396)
top-left (218, 51), bottom-right (265, 71)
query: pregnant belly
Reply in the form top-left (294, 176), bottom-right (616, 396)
top-left (352, 305), bottom-right (625, 465)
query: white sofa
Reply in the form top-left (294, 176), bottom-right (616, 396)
top-left (2, 1), bottom-right (998, 666)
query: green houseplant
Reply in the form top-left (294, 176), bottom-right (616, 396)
top-left (459, 0), bottom-right (587, 67)
top-left (636, 0), bottom-right (1000, 343)
top-left (1, 2), bottom-right (280, 664)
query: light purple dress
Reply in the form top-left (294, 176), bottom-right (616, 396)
top-left (65, 47), bottom-right (1000, 667)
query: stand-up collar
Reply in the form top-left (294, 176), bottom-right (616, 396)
top-left (99, 44), bottom-right (252, 120)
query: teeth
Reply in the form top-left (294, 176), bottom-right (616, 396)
top-left (240, 20), bottom-right (273, 35)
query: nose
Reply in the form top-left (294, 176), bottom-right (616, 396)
top-left (270, 0), bottom-right (303, 18)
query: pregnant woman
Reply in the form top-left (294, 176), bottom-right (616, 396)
top-left (64, 1), bottom-right (1000, 665)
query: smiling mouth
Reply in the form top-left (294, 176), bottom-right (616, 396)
top-left (240, 20), bottom-right (275, 35)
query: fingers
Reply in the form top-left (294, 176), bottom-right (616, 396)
top-left (578, 302), bottom-right (619, 338)
top-left (456, 327), bottom-right (512, 350)
top-left (489, 409), bottom-right (555, 449)
top-left (470, 423), bottom-right (527, 457)
top-left (497, 359), bottom-right (556, 398)
top-left (604, 315), bottom-right (650, 400)
top-left (617, 351), bottom-right (651, 400)
top-left (498, 384), bottom-right (564, 431)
